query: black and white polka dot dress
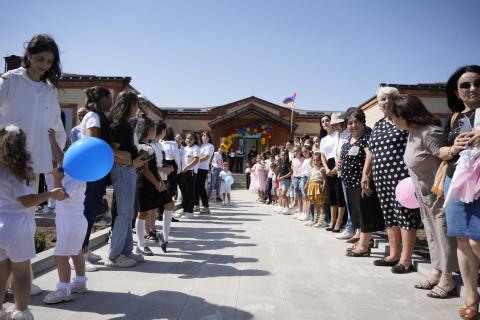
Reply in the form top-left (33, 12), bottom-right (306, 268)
top-left (368, 119), bottom-right (422, 230)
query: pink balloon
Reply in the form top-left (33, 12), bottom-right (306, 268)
top-left (395, 177), bottom-right (420, 209)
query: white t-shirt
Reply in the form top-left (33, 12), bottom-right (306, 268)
top-left (182, 145), bottom-right (200, 172)
top-left (211, 152), bottom-right (223, 169)
top-left (55, 175), bottom-right (86, 217)
top-left (335, 129), bottom-right (350, 160)
top-left (300, 158), bottom-right (311, 177)
top-left (198, 143), bottom-right (214, 170)
top-left (151, 142), bottom-right (167, 181)
top-left (80, 111), bottom-right (101, 139)
top-left (0, 167), bottom-right (33, 215)
top-left (320, 132), bottom-right (337, 160)
top-left (161, 140), bottom-right (181, 173)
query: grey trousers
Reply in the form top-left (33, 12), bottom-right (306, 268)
top-left (418, 197), bottom-right (458, 273)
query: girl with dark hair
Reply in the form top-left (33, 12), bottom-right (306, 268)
top-left (387, 95), bottom-right (458, 299)
top-left (77, 86), bottom-right (113, 272)
top-left (195, 131), bottom-right (214, 214)
top-left (106, 90), bottom-right (145, 268)
top-left (440, 66), bottom-right (480, 318)
top-left (0, 125), bottom-right (65, 320)
top-left (178, 133), bottom-right (200, 218)
top-left (134, 118), bottom-right (176, 255)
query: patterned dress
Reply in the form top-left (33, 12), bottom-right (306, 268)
top-left (368, 119), bottom-right (422, 229)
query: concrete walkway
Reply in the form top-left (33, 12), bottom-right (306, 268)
top-left (5, 190), bottom-right (462, 319)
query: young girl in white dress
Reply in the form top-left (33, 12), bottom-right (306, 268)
top-left (219, 162), bottom-right (232, 205)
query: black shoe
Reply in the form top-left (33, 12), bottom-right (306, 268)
top-left (216, 197), bottom-right (223, 202)
top-left (332, 229), bottom-right (341, 233)
top-left (171, 217), bottom-right (180, 222)
top-left (157, 232), bottom-right (168, 253)
top-left (161, 241), bottom-right (168, 253)
top-left (373, 257), bottom-right (400, 267)
top-left (391, 263), bottom-right (415, 274)
top-left (325, 227), bottom-right (334, 231)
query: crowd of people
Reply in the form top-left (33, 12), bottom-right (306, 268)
top-left (245, 68), bottom-right (480, 320)
top-left (0, 33), bottom-right (479, 320)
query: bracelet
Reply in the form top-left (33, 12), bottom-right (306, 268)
top-left (448, 147), bottom-right (454, 159)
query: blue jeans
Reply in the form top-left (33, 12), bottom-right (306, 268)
top-left (342, 182), bottom-right (355, 233)
top-left (109, 164), bottom-right (136, 259)
top-left (208, 167), bottom-right (221, 198)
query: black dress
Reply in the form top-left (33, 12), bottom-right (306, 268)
top-left (368, 119), bottom-right (422, 230)
top-left (341, 128), bottom-right (384, 233)
top-left (137, 143), bottom-right (172, 212)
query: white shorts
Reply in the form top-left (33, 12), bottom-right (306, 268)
top-left (54, 215), bottom-right (88, 256)
top-left (0, 214), bottom-right (36, 263)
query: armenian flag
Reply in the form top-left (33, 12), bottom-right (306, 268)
top-left (283, 92), bottom-right (296, 107)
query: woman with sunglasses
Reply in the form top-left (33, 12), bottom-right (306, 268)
top-left (442, 65), bottom-right (480, 319)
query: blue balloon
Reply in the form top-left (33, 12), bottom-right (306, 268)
top-left (225, 175), bottom-right (234, 186)
top-left (63, 137), bottom-right (114, 182)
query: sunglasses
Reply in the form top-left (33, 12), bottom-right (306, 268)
top-left (458, 79), bottom-right (480, 91)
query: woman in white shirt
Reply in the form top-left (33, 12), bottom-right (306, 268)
top-left (195, 132), bottom-right (214, 214)
top-left (178, 133), bottom-right (200, 218)
top-left (0, 33), bottom-right (66, 296)
top-left (161, 127), bottom-right (181, 199)
top-left (320, 113), bottom-right (347, 232)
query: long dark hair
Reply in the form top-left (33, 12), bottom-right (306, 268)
top-left (22, 34), bottom-right (61, 88)
top-left (388, 95), bottom-right (441, 127)
top-left (155, 120), bottom-right (167, 137)
top-left (135, 117), bottom-right (156, 143)
top-left (164, 126), bottom-right (175, 141)
top-left (109, 90), bottom-right (139, 126)
top-left (446, 65), bottom-right (480, 112)
top-left (201, 131), bottom-right (212, 144)
top-left (0, 126), bottom-right (34, 184)
top-left (85, 86), bottom-right (112, 143)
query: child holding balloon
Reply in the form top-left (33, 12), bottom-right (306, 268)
top-left (43, 129), bottom-right (88, 304)
top-left (0, 125), bottom-right (66, 320)
top-left (219, 162), bottom-right (232, 205)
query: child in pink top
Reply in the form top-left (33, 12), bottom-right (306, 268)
top-left (249, 155), bottom-right (267, 201)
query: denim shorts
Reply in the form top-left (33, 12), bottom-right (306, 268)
top-left (280, 179), bottom-right (291, 191)
top-left (293, 177), bottom-right (302, 197)
top-left (299, 176), bottom-right (308, 196)
top-left (445, 176), bottom-right (480, 239)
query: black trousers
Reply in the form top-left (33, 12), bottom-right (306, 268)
top-left (164, 159), bottom-right (178, 199)
top-left (82, 177), bottom-right (107, 250)
top-left (236, 157), bottom-right (243, 173)
top-left (246, 173), bottom-right (250, 189)
top-left (179, 171), bottom-right (196, 213)
top-left (195, 169), bottom-right (209, 208)
top-left (264, 177), bottom-right (273, 202)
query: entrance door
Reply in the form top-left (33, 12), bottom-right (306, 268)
top-left (242, 138), bottom-right (258, 162)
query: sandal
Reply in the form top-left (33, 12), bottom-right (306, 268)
top-left (391, 263), bottom-right (415, 274)
top-left (459, 294), bottom-right (480, 319)
top-left (373, 257), bottom-right (400, 267)
top-left (346, 249), bottom-right (371, 257)
top-left (427, 285), bottom-right (457, 299)
top-left (414, 279), bottom-right (438, 290)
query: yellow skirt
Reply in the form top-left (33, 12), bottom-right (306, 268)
top-left (308, 180), bottom-right (327, 205)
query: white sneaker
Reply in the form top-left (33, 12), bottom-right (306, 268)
top-left (104, 255), bottom-right (137, 268)
top-left (10, 308), bottom-right (34, 320)
top-left (43, 285), bottom-right (72, 304)
top-left (282, 208), bottom-right (292, 215)
top-left (304, 221), bottom-right (314, 226)
top-left (183, 212), bottom-right (194, 219)
top-left (85, 260), bottom-right (99, 272)
top-left (336, 230), bottom-right (354, 240)
top-left (30, 283), bottom-right (42, 296)
top-left (297, 213), bottom-right (308, 221)
top-left (291, 213), bottom-right (299, 219)
top-left (87, 251), bottom-right (102, 262)
top-left (70, 277), bottom-right (88, 294)
top-left (127, 252), bottom-right (144, 263)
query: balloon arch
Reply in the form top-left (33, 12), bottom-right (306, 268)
top-left (221, 120), bottom-right (274, 151)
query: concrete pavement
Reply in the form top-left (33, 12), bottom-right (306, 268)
top-left (4, 189), bottom-right (463, 319)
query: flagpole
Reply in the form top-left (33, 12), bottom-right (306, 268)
top-left (290, 105), bottom-right (294, 139)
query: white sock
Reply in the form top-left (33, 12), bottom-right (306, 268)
top-left (135, 219), bottom-right (146, 248)
top-left (163, 211), bottom-right (173, 242)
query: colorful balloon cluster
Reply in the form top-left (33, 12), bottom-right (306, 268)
top-left (222, 120), bottom-right (273, 150)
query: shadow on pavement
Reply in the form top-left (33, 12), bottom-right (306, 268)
top-left (30, 290), bottom-right (254, 320)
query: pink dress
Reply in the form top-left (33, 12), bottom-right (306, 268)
top-left (249, 163), bottom-right (267, 193)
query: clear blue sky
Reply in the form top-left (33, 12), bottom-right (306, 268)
top-left (2, 0), bottom-right (479, 111)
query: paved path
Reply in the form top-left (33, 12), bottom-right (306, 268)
top-left (5, 190), bottom-right (462, 319)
